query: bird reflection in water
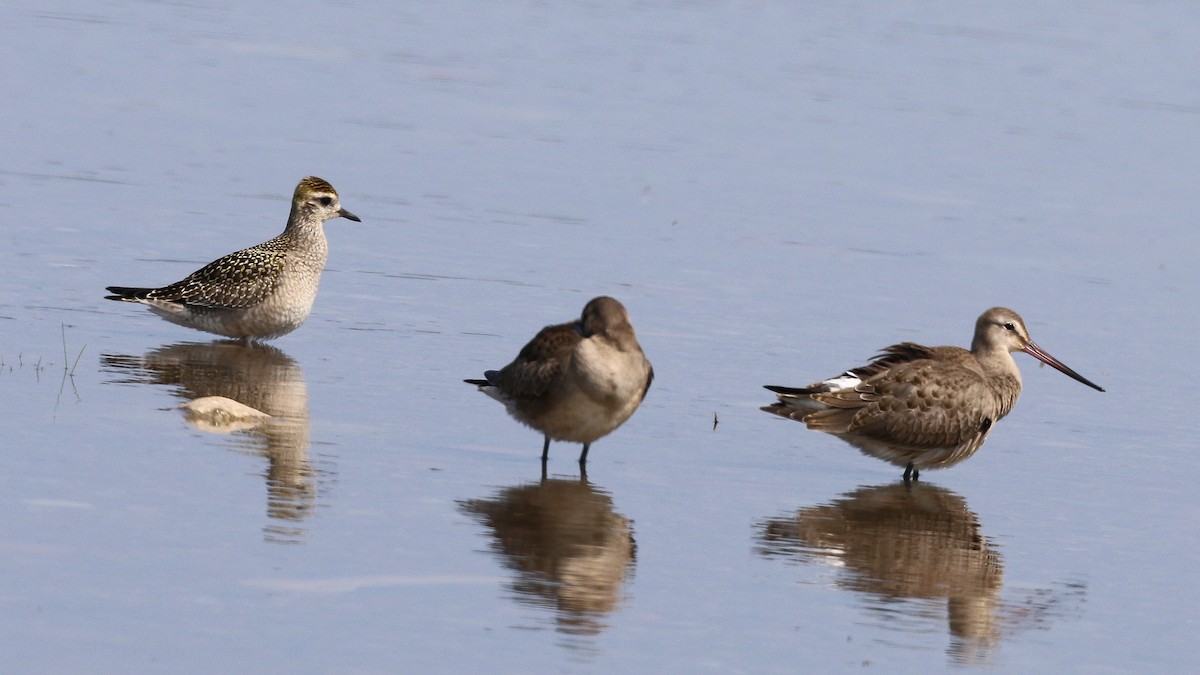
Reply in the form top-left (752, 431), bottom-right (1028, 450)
top-left (459, 470), bottom-right (636, 642)
top-left (756, 482), bottom-right (1086, 665)
top-left (102, 341), bottom-right (317, 544)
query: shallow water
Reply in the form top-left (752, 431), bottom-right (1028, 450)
top-left (3, 1), bottom-right (1199, 672)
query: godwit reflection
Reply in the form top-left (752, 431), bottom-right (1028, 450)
top-left (757, 482), bottom-right (1089, 665)
top-left (459, 472), bottom-right (635, 640)
top-left (102, 341), bottom-right (317, 543)
top-left (758, 482), bottom-right (1002, 664)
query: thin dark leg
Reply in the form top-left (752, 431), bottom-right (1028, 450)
top-left (541, 436), bottom-right (550, 461)
top-left (903, 462), bottom-right (919, 481)
top-left (578, 442), bottom-right (590, 464)
top-left (540, 456), bottom-right (548, 482)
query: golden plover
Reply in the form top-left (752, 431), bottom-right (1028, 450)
top-left (466, 296), bottom-right (654, 465)
top-left (106, 176), bottom-right (359, 341)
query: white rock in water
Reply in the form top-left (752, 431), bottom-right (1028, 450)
top-left (181, 396), bottom-right (271, 432)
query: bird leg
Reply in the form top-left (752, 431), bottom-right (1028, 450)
top-left (541, 436), bottom-right (550, 461)
top-left (578, 442), bottom-right (590, 464)
top-left (903, 462), bottom-right (920, 481)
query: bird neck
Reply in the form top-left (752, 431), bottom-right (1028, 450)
top-left (975, 349), bottom-right (1022, 418)
top-left (283, 209), bottom-right (327, 238)
top-left (602, 325), bottom-right (639, 351)
top-left (275, 211), bottom-right (329, 266)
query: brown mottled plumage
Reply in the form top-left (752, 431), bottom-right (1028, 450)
top-left (762, 308), bottom-right (1104, 479)
top-left (466, 296), bottom-right (654, 464)
top-left (106, 177), bottom-right (359, 341)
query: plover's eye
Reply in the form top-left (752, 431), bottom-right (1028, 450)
top-left (318, 196), bottom-right (333, 207)
top-left (1002, 322), bottom-right (1016, 331)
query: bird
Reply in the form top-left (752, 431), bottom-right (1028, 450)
top-left (761, 307), bottom-right (1104, 480)
top-left (465, 296), bottom-right (654, 465)
top-left (105, 176), bottom-right (359, 342)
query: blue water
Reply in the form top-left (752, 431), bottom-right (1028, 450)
top-left (2, 1), bottom-right (1198, 671)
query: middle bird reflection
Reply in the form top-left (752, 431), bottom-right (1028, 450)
top-left (101, 341), bottom-right (317, 544)
top-left (756, 482), bottom-right (1003, 665)
top-left (459, 472), bottom-right (636, 639)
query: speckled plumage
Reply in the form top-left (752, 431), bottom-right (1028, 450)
top-left (762, 308), bottom-right (1104, 479)
top-left (465, 296), bottom-right (654, 464)
top-left (106, 176), bottom-right (359, 341)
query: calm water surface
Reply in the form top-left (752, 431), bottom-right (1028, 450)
top-left (3, 1), bottom-right (1198, 672)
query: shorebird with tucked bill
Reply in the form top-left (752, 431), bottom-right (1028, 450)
top-left (465, 296), bottom-right (654, 465)
top-left (762, 307), bottom-right (1104, 479)
top-left (105, 176), bottom-right (359, 342)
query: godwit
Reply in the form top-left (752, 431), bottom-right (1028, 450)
top-left (762, 307), bottom-right (1104, 479)
top-left (465, 296), bottom-right (653, 465)
top-left (106, 177), bottom-right (359, 341)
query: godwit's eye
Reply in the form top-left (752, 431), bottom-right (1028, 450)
top-left (1002, 322), bottom-right (1016, 331)
top-left (318, 196), bottom-right (333, 206)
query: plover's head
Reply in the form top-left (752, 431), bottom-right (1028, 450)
top-left (293, 176), bottom-right (360, 223)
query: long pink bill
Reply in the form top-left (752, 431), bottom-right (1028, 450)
top-left (1023, 341), bottom-right (1105, 392)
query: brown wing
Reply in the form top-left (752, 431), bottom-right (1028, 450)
top-left (146, 244), bottom-right (287, 309)
top-left (806, 358), bottom-right (998, 453)
top-left (492, 321), bottom-right (582, 399)
top-left (845, 342), bottom-right (937, 381)
top-left (762, 342), bottom-right (940, 419)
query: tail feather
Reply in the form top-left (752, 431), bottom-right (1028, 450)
top-left (464, 370), bottom-right (502, 387)
top-left (801, 406), bottom-right (857, 433)
top-left (764, 384), bottom-right (818, 396)
top-left (105, 286), bottom-right (154, 301)
top-left (760, 402), bottom-right (811, 422)
top-left (762, 383), bottom-right (827, 419)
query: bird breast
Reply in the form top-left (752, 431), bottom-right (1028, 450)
top-left (571, 338), bottom-right (648, 406)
